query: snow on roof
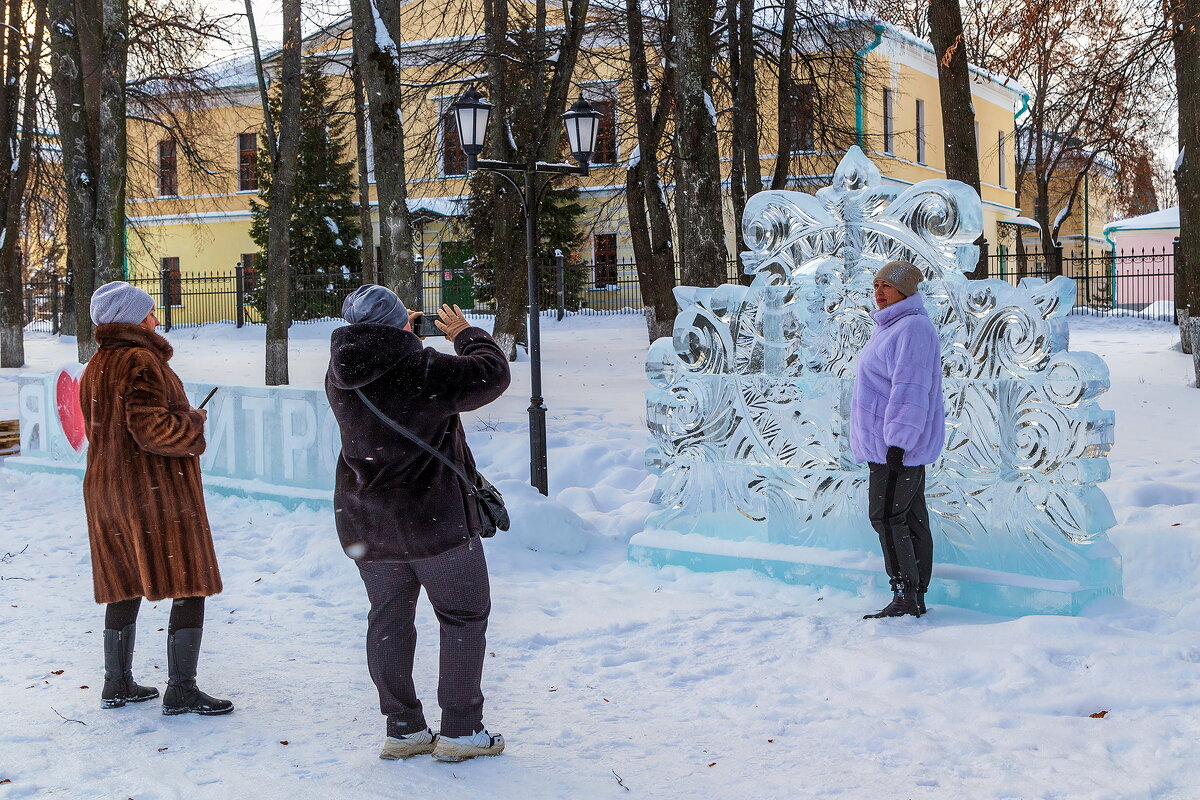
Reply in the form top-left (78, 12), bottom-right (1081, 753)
top-left (407, 197), bottom-right (465, 218)
top-left (999, 216), bottom-right (1041, 230)
top-left (1103, 206), bottom-right (1179, 234)
top-left (202, 55), bottom-right (261, 90)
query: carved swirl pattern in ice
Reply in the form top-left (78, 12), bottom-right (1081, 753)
top-left (645, 147), bottom-right (1116, 580)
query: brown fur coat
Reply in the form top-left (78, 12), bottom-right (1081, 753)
top-left (81, 323), bottom-right (223, 603)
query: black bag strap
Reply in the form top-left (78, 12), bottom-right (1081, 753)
top-left (353, 388), bottom-right (477, 494)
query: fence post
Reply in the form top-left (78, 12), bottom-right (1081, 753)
top-left (159, 268), bottom-right (173, 332)
top-left (977, 238), bottom-right (990, 277)
top-left (235, 263), bottom-right (245, 328)
top-left (1173, 236), bottom-right (1184, 327)
top-left (555, 249), bottom-right (565, 321)
top-left (1054, 242), bottom-right (1065, 277)
top-left (50, 273), bottom-right (60, 334)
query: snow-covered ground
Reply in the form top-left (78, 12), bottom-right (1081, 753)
top-left (1, 313), bottom-right (1198, 800)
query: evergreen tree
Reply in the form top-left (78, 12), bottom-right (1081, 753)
top-left (250, 59), bottom-right (362, 321)
top-left (457, 176), bottom-right (587, 312)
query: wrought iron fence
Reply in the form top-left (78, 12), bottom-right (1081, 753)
top-left (21, 251), bottom-right (1174, 331)
top-left (22, 260), bottom-right (747, 331)
top-left (985, 246), bottom-right (1176, 321)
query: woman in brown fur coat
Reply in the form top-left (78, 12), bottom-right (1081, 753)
top-left (81, 281), bottom-right (232, 716)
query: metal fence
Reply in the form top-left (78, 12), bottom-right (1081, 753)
top-left (22, 260), bottom-right (747, 332)
top-left (21, 250), bottom-right (1176, 331)
top-left (985, 246), bottom-right (1176, 321)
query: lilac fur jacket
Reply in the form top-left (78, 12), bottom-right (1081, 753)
top-left (850, 294), bottom-right (946, 466)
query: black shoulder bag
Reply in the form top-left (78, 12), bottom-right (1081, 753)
top-left (354, 389), bottom-right (509, 538)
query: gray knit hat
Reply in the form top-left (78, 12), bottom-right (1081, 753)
top-left (342, 284), bottom-right (410, 329)
top-left (90, 281), bottom-right (156, 326)
top-left (874, 261), bottom-right (924, 297)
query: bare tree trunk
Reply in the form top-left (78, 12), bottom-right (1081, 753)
top-left (670, 0), bottom-right (726, 287)
top-left (47, 0), bottom-right (127, 363)
top-left (1035, 175), bottom-right (1062, 274)
top-left (626, 0), bottom-right (676, 341)
top-left (736, 0), bottom-right (762, 198)
top-left (95, 0), bottom-right (128, 288)
top-left (0, 0), bottom-right (43, 367)
top-left (726, 0), bottom-right (746, 260)
top-left (265, 0), bottom-right (301, 386)
top-left (770, 0), bottom-right (797, 191)
top-left (349, 0), bottom-right (416, 298)
top-left (482, 0), bottom-right (522, 360)
top-left (928, 0), bottom-right (984, 279)
top-left (479, 0), bottom-right (592, 360)
top-left (1172, 0), bottom-right (1200, 348)
top-left (732, 0), bottom-right (761, 278)
top-left (350, 49), bottom-right (376, 284)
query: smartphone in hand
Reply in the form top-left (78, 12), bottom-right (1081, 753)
top-left (412, 314), bottom-right (446, 337)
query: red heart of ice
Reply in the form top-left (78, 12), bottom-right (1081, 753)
top-left (56, 370), bottom-right (87, 452)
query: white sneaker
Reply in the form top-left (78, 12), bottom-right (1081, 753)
top-left (379, 727), bottom-right (437, 759)
top-left (432, 729), bottom-right (505, 762)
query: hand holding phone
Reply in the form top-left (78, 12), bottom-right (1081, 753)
top-left (411, 312), bottom-right (446, 338)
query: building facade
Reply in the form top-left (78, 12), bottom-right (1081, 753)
top-left (122, 3), bottom-right (1024, 322)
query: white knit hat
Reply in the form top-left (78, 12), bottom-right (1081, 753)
top-left (90, 281), bottom-right (156, 326)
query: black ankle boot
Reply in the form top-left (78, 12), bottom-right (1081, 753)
top-left (916, 591), bottom-right (927, 616)
top-left (101, 624), bottom-right (159, 709)
top-left (863, 584), bottom-right (921, 619)
top-left (162, 628), bottom-right (234, 716)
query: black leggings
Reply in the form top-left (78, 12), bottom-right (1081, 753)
top-left (104, 597), bottom-right (206, 634)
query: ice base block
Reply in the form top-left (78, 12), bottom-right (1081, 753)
top-left (3, 456), bottom-right (334, 511)
top-left (628, 529), bottom-right (1123, 617)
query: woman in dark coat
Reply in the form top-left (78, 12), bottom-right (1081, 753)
top-left (326, 286), bottom-right (510, 762)
top-left (81, 280), bottom-right (232, 715)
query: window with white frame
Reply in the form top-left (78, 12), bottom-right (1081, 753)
top-left (915, 99), bottom-right (926, 164)
top-left (593, 233), bottom-right (618, 287)
top-left (441, 105), bottom-right (468, 177)
top-left (789, 82), bottom-right (816, 153)
top-left (998, 131), bottom-right (1007, 187)
top-left (883, 88), bottom-right (894, 154)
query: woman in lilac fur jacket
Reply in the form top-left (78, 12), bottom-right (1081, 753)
top-left (851, 260), bottom-right (945, 619)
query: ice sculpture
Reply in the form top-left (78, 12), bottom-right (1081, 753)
top-left (629, 147), bottom-right (1121, 616)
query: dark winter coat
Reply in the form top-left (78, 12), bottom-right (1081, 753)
top-left (81, 324), bottom-right (223, 604)
top-left (325, 323), bottom-right (511, 562)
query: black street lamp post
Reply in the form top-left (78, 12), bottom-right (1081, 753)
top-left (451, 88), bottom-right (601, 496)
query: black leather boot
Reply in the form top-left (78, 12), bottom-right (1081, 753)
top-left (162, 628), bottom-right (234, 716)
top-left (863, 584), bottom-right (922, 619)
top-left (101, 624), bottom-right (160, 709)
top-left (916, 591), bottom-right (927, 616)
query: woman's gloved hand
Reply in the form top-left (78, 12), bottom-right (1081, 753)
top-left (886, 446), bottom-right (906, 471)
top-left (434, 303), bottom-right (470, 340)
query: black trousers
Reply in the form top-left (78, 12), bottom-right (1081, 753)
top-left (867, 462), bottom-right (933, 592)
top-left (104, 597), bottom-right (206, 633)
top-left (357, 538), bottom-right (491, 739)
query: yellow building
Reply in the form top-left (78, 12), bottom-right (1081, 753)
top-left (122, 5), bottom-right (1024, 323)
top-left (1012, 147), bottom-right (1119, 260)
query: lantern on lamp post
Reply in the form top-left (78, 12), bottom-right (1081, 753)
top-left (448, 88), bottom-right (602, 496)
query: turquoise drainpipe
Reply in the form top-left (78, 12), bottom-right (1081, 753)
top-left (1104, 228), bottom-right (1118, 309)
top-left (1015, 90), bottom-right (1030, 122)
top-left (855, 25), bottom-right (886, 150)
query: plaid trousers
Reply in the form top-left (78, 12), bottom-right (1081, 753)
top-left (356, 538), bottom-right (491, 738)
